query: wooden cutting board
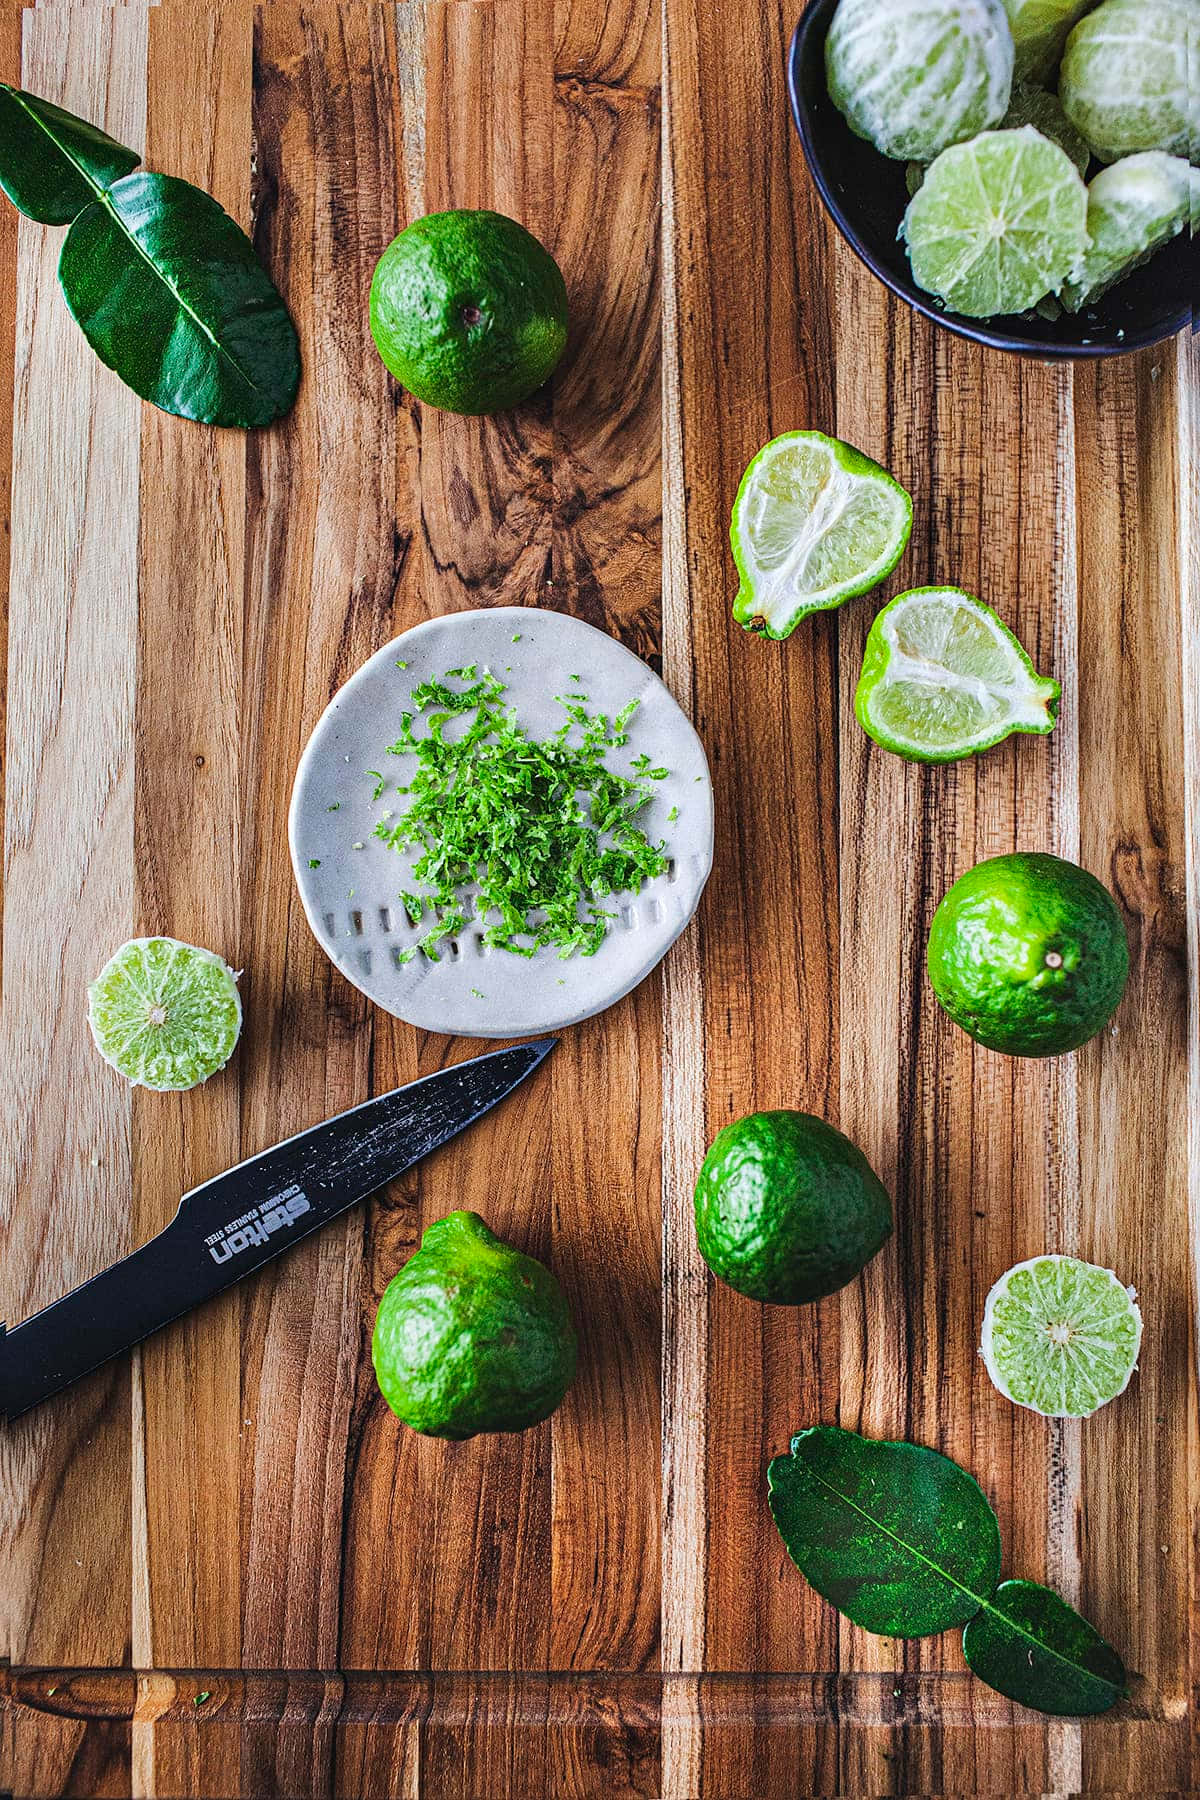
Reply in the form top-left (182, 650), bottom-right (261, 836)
top-left (1, 4), bottom-right (1195, 1796)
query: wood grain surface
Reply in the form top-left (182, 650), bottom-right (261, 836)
top-left (0, 3), bottom-right (1195, 1797)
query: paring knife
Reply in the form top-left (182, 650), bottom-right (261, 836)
top-left (0, 1038), bottom-right (555, 1421)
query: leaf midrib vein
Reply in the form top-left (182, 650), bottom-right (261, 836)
top-left (799, 1460), bottom-right (1121, 1694)
top-left (10, 87), bottom-right (267, 398)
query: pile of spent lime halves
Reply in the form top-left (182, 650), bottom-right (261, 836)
top-left (826, 0), bottom-right (1197, 320)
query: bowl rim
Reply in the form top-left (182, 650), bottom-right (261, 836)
top-left (787, 0), bottom-right (1193, 361)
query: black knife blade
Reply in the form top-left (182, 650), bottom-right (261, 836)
top-left (0, 1038), bottom-right (555, 1420)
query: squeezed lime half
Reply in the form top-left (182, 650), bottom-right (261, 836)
top-left (981, 1254), bottom-right (1143, 1416)
top-left (854, 586), bottom-right (1059, 762)
top-left (731, 432), bottom-right (912, 639)
top-left (88, 937), bottom-right (242, 1091)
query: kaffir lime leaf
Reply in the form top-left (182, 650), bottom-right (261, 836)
top-left (854, 586), bottom-right (1059, 762)
top-left (902, 127), bottom-right (1090, 316)
top-left (980, 1255), bottom-right (1142, 1416)
top-left (1059, 0), bottom-right (1198, 165)
top-left (731, 431), bottom-right (912, 639)
top-left (826, 0), bottom-right (1014, 164)
top-left (87, 937), bottom-right (242, 1091)
top-left (1064, 152), bottom-right (1193, 309)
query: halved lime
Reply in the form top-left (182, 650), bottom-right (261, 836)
top-left (826, 0), bottom-right (1014, 164)
top-left (854, 587), bottom-right (1059, 762)
top-left (1060, 0), bottom-right (1196, 166)
top-left (731, 432), bottom-right (913, 639)
top-left (1002, 0), bottom-right (1100, 84)
top-left (902, 126), bottom-right (1090, 317)
top-left (1064, 152), bottom-right (1192, 310)
top-left (88, 937), bottom-right (242, 1091)
top-left (980, 1255), bottom-right (1142, 1417)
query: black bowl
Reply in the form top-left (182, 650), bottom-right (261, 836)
top-left (788, 0), bottom-right (1196, 359)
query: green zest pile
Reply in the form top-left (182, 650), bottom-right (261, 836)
top-left (373, 667), bottom-right (671, 962)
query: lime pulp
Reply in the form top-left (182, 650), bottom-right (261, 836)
top-left (854, 586), bottom-right (1059, 762)
top-left (980, 1255), bottom-right (1143, 1416)
top-left (731, 432), bottom-right (913, 639)
top-left (87, 937), bottom-right (242, 1091)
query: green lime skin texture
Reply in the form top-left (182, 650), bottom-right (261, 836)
top-left (371, 1211), bottom-right (576, 1440)
top-left (694, 1112), bottom-right (893, 1305)
top-left (927, 853), bottom-right (1129, 1058)
top-left (369, 210), bottom-right (568, 415)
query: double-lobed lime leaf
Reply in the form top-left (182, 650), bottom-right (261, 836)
top-left (768, 1427), bottom-right (1127, 1716)
top-left (0, 84), bottom-right (299, 428)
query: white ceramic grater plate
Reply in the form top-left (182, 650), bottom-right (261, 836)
top-left (288, 606), bottom-right (713, 1039)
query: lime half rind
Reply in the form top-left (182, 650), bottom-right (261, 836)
top-left (980, 1254), bottom-right (1142, 1417)
top-left (1063, 152), bottom-right (1192, 310)
top-left (1059, 0), bottom-right (1197, 166)
top-left (902, 127), bottom-right (1090, 318)
top-left (88, 937), bottom-right (242, 1092)
top-left (731, 432), bottom-right (913, 640)
top-left (854, 587), bottom-right (1059, 763)
top-left (826, 0), bottom-right (1014, 164)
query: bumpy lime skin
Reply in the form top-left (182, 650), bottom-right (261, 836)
top-left (372, 1210), bottom-right (576, 1440)
top-left (369, 210), bottom-right (568, 416)
top-left (694, 1112), bottom-right (893, 1305)
top-left (927, 852), bottom-right (1130, 1058)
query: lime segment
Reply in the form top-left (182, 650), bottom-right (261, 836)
top-left (1002, 0), bottom-right (1101, 84)
top-left (902, 126), bottom-right (1090, 317)
top-left (731, 432), bottom-right (913, 639)
top-left (88, 937), bottom-right (242, 1091)
top-left (1064, 153), bottom-right (1192, 310)
top-left (826, 0), bottom-right (1014, 164)
top-left (981, 1255), bottom-right (1143, 1417)
top-left (1059, 0), bottom-right (1197, 165)
top-left (854, 587), bottom-right (1059, 762)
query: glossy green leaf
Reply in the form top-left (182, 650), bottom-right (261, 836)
top-left (963, 1580), bottom-right (1127, 1716)
top-left (58, 172), bottom-right (300, 428)
top-left (0, 83), bottom-right (138, 225)
top-left (767, 1427), bottom-right (1001, 1637)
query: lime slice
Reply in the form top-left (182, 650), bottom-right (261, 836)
top-left (826, 0), bottom-right (1014, 164)
top-left (854, 586), bottom-right (1059, 762)
top-left (1063, 152), bottom-right (1192, 310)
top-left (902, 127), bottom-right (1090, 317)
top-left (1060, 0), bottom-right (1197, 166)
top-left (731, 432), bottom-right (913, 639)
top-left (980, 1255), bottom-right (1143, 1417)
top-left (1002, 0), bottom-right (1100, 84)
top-left (88, 937), bottom-right (242, 1091)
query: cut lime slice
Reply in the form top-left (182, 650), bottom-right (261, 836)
top-left (88, 937), bottom-right (242, 1091)
top-left (731, 432), bottom-right (913, 639)
top-left (1063, 152), bottom-right (1192, 310)
top-left (826, 0), bottom-right (1014, 164)
top-left (1060, 0), bottom-right (1196, 166)
top-left (980, 1255), bottom-right (1143, 1417)
top-left (902, 126), bottom-right (1090, 318)
top-left (854, 586), bottom-right (1059, 762)
top-left (1003, 0), bottom-right (1100, 84)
